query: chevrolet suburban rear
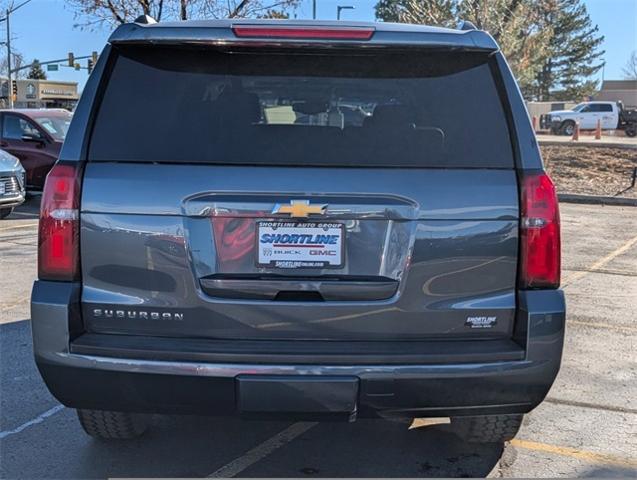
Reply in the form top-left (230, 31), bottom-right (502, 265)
top-left (31, 19), bottom-right (565, 443)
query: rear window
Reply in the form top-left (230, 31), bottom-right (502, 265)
top-left (89, 46), bottom-right (513, 168)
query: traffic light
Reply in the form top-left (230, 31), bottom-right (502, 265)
top-left (11, 80), bottom-right (17, 100)
top-left (68, 52), bottom-right (74, 67)
top-left (74, 62), bottom-right (80, 71)
top-left (87, 58), bottom-right (94, 74)
top-left (91, 51), bottom-right (98, 63)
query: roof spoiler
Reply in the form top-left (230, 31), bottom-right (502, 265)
top-left (108, 20), bottom-right (498, 52)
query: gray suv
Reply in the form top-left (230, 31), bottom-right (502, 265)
top-left (0, 149), bottom-right (25, 218)
top-left (31, 19), bottom-right (565, 443)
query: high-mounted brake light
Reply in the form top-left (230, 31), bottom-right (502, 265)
top-left (38, 162), bottom-right (82, 281)
top-left (519, 172), bottom-right (561, 289)
top-left (232, 25), bottom-right (375, 40)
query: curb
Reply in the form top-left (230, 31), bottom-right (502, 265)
top-left (538, 139), bottom-right (637, 150)
top-left (558, 193), bottom-right (637, 206)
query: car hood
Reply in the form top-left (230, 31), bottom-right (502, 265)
top-left (0, 149), bottom-right (24, 173)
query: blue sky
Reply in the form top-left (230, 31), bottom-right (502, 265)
top-left (9, 0), bottom-right (637, 90)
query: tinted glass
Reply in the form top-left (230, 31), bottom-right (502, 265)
top-left (3, 115), bottom-right (41, 140)
top-left (598, 104), bottom-right (613, 112)
top-left (90, 46), bottom-right (513, 168)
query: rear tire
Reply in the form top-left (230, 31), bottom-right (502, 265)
top-left (625, 125), bottom-right (637, 137)
top-left (0, 208), bottom-right (13, 219)
top-left (76, 409), bottom-right (148, 439)
top-left (449, 414), bottom-right (523, 444)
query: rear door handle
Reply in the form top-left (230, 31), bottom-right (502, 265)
top-left (200, 277), bottom-right (399, 301)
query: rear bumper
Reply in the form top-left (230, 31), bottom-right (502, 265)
top-left (31, 281), bottom-right (565, 418)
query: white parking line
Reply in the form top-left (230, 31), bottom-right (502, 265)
top-left (207, 422), bottom-right (317, 478)
top-left (0, 405), bottom-right (64, 440)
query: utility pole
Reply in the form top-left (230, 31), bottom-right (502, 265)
top-left (313, 0), bottom-right (316, 19)
top-left (1, 0), bottom-right (33, 109)
top-left (6, 8), bottom-right (11, 108)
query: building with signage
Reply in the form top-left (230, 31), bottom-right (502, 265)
top-left (0, 78), bottom-right (79, 110)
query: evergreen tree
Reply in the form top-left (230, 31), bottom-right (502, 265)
top-left (27, 60), bottom-right (47, 80)
top-left (535, 0), bottom-right (605, 101)
top-left (456, 0), bottom-right (553, 96)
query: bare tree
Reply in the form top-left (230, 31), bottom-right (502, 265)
top-left (69, 0), bottom-right (299, 28)
top-left (0, 1), bottom-right (28, 79)
top-left (622, 51), bottom-right (637, 80)
top-left (68, 0), bottom-right (167, 27)
top-left (395, 0), bottom-right (455, 26)
top-left (0, 51), bottom-right (26, 79)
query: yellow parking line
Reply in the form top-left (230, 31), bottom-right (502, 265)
top-left (511, 439), bottom-right (637, 468)
top-left (562, 234), bottom-right (637, 287)
top-left (568, 319), bottom-right (637, 334)
top-left (0, 222), bottom-right (38, 232)
top-left (1, 295), bottom-right (30, 312)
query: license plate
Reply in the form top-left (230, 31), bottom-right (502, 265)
top-left (257, 221), bottom-right (344, 269)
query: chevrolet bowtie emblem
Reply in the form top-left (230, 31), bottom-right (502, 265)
top-left (272, 200), bottom-right (327, 218)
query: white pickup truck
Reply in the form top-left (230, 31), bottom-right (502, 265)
top-left (541, 101), bottom-right (637, 137)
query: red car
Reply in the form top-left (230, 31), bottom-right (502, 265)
top-left (0, 109), bottom-right (72, 190)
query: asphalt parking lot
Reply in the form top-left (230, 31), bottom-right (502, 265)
top-left (1, 197), bottom-right (635, 478)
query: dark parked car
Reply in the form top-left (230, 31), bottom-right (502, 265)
top-left (32, 19), bottom-right (565, 444)
top-left (0, 109), bottom-right (71, 190)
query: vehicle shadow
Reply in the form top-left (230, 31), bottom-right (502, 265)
top-left (73, 415), bottom-right (503, 478)
top-left (1, 319), bottom-right (503, 478)
top-left (223, 418), bottom-right (504, 477)
top-left (581, 466), bottom-right (637, 478)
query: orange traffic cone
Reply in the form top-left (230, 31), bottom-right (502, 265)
top-left (595, 119), bottom-right (602, 140)
top-left (572, 122), bottom-right (580, 141)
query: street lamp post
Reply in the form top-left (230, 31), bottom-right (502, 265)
top-left (0, 0), bottom-right (33, 109)
top-left (336, 5), bottom-right (354, 20)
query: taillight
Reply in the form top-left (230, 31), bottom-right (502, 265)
top-left (519, 172), bottom-right (561, 289)
top-left (232, 25), bottom-right (375, 40)
top-left (38, 162), bottom-right (82, 281)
